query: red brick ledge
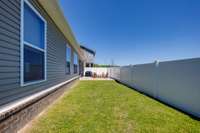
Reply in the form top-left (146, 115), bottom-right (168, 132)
top-left (0, 76), bottom-right (79, 122)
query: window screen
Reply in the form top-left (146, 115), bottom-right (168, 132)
top-left (24, 45), bottom-right (44, 82)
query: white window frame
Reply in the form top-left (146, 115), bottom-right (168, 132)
top-left (73, 52), bottom-right (78, 74)
top-left (20, 0), bottom-right (47, 86)
top-left (66, 44), bottom-right (71, 75)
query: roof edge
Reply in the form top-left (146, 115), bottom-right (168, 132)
top-left (37, 0), bottom-right (84, 60)
top-left (80, 45), bottom-right (96, 56)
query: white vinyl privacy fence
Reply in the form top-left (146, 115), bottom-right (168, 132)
top-left (84, 67), bottom-right (109, 76)
top-left (109, 58), bottom-right (200, 118)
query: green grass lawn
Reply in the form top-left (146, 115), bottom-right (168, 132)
top-left (26, 81), bottom-right (200, 133)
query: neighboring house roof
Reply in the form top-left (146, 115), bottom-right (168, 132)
top-left (38, 0), bottom-right (84, 60)
top-left (80, 45), bottom-right (96, 56)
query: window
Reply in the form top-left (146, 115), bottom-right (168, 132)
top-left (24, 45), bottom-right (44, 82)
top-left (21, 0), bottom-right (47, 86)
top-left (73, 52), bottom-right (78, 74)
top-left (66, 45), bottom-right (71, 74)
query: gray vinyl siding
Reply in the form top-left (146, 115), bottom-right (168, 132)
top-left (0, 0), bottom-right (79, 106)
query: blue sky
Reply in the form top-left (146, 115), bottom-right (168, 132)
top-left (59, 0), bottom-right (200, 65)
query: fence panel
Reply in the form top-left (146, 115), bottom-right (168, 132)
top-left (156, 58), bottom-right (200, 117)
top-left (131, 63), bottom-right (157, 97)
top-left (109, 58), bottom-right (200, 118)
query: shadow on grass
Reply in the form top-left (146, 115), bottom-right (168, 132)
top-left (114, 80), bottom-right (200, 121)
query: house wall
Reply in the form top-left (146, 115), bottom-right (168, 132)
top-left (109, 58), bottom-right (200, 118)
top-left (83, 50), bottom-right (95, 63)
top-left (0, 78), bottom-right (79, 133)
top-left (0, 0), bottom-right (79, 106)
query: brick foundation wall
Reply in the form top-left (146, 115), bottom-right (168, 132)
top-left (0, 79), bottom-right (78, 133)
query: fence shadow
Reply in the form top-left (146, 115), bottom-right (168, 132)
top-left (114, 80), bottom-right (200, 121)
